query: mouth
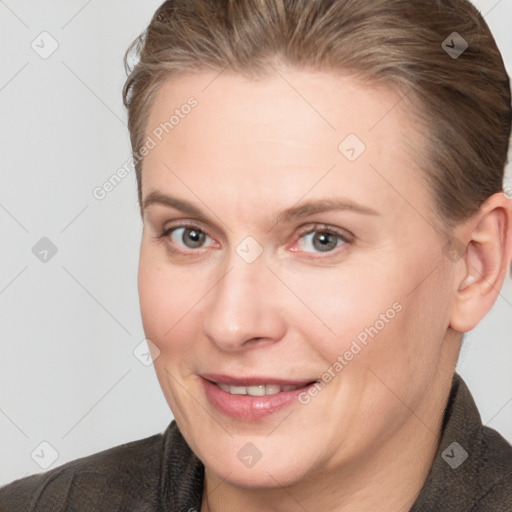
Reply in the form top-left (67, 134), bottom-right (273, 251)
top-left (216, 382), bottom-right (309, 396)
top-left (200, 374), bottom-right (319, 420)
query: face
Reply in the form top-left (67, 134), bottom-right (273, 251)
top-left (138, 67), bottom-right (459, 488)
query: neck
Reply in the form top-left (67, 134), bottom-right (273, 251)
top-left (201, 371), bottom-right (454, 512)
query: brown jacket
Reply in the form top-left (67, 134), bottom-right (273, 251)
top-left (1, 374), bottom-right (511, 511)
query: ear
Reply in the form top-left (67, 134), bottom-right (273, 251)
top-left (449, 191), bottom-right (512, 333)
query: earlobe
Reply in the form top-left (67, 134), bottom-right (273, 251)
top-left (449, 192), bottom-right (512, 333)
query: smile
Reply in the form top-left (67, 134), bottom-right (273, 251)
top-left (216, 383), bottom-right (303, 396)
top-left (201, 375), bottom-right (318, 421)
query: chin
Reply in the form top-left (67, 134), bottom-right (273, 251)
top-left (207, 456), bottom-right (309, 490)
top-left (192, 432), bottom-right (323, 491)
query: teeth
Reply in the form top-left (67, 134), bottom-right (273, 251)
top-left (265, 384), bottom-right (281, 395)
top-left (247, 385), bottom-right (266, 396)
top-left (230, 385), bottom-right (247, 395)
top-left (217, 383), bottom-right (301, 395)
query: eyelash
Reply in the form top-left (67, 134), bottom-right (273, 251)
top-left (156, 221), bottom-right (352, 257)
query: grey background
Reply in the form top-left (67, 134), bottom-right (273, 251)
top-left (1, 0), bottom-right (511, 485)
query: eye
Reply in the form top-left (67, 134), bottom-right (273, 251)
top-left (295, 225), bottom-right (349, 254)
top-left (164, 225), bottom-right (215, 251)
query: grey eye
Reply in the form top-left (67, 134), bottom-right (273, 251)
top-left (170, 227), bottom-right (210, 249)
top-left (298, 231), bottom-right (346, 253)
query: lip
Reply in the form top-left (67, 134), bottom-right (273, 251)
top-left (201, 373), bottom-right (317, 421)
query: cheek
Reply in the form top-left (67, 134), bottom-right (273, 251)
top-left (138, 246), bottom-right (206, 418)
top-left (290, 249), bottom-right (447, 381)
top-left (281, 265), bottom-right (400, 360)
top-left (138, 244), bottom-right (202, 355)
top-left (349, 254), bottom-right (453, 390)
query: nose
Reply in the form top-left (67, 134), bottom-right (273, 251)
top-left (202, 250), bottom-right (287, 352)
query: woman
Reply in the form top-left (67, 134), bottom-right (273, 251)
top-left (1, 0), bottom-right (511, 510)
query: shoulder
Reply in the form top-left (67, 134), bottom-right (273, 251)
top-left (411, 375), bottom-right (512, 511)
top-left (470, 425), bottom-right (512, 511)
top-left (0, 429), bottom-right (166, 512)
top-left (456, 378), bottom-right (512, 510)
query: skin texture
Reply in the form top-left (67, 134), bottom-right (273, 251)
top-left (137, 66), bottom-right (512, 511)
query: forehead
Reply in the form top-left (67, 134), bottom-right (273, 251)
top-left (144, 67), bottom-right (415, 147)
top-left (141, 68), bottom-right (430, 227)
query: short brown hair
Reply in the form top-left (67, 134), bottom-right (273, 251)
top-left (123, 0), bottom-right (511, 226)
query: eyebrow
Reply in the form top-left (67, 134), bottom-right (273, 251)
top-left (279, 198), bottom-right (379, 222)
top-left (142, 191), bottom-right (379, 224)
top-left (143, 192), bottom-right (206, 218)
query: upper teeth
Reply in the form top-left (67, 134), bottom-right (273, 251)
top-left (217, 383), bottom-right (300, 396)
